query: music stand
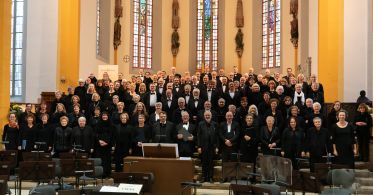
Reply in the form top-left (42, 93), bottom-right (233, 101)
top-left (222, 153), bottom-right (254, 184)
top-left (270, 147), bottom-right (282, 156)
top-left (18, 161), bottom-right (55, 195)
top-left (142, 143), bottom-right (179, 158)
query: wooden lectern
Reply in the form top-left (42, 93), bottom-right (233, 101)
top-left (124, 151), bottom-right (194, 195)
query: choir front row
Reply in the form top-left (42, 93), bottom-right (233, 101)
top-left (2, 103), bottom-right (371, 182)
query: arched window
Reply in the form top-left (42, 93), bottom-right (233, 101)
top-left (262, 0), bottom-right (281, 68)
top-left (10, 0), bottom-right (25, 97)
top-left (196, 0), bottom-right (219, 71)
top-left (133, 0), bottom-right (153, 69)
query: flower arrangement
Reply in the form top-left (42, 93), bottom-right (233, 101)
top-left (10, 104), bottom-right (23, 119)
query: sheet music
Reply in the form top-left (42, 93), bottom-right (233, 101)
top-left (178, 128), bottom-right (192, 141)
top-left (118, 183), bottom-right (143, 194)
top-left (100, 186), bottom-right (119, 192)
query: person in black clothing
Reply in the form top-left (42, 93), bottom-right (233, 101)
top-left (19, 114), bottom-right (37, 152)
top-left (114, 113), bottom-right (133, 172)
top-left (74, 79), bottom-right (87, 111)
top-left (331, 110), bottom-right (358, 168)
top-left (71, 117), bottom-right (94, 156)
top-left (354, 103), bottom-right (372, 162)
top-left (172, 97), bottom-right (192, 125)
top-left (94, 112), bottom-right (115, 177)
top-left (197, 110), bottom-right (219, 183)
top-left (176, 111), bottom-right (196, 157)
top-left (308, 102), bottom-right (327, 129)
top-left (216, 98), bottom-right (228, 124)
top-left (306, 117), bottom-right (331, 172)
top-left (281, 117), bottom-right (305, 170)
top-left (50, 90), bottom-right (65, 114)
top-left (35, 102), bottom-right (49, 124)
top-left (151, 111), bottom-right (176, 143)
top-left (260, 116), bottom-right (281, 155)
top-left (35, 113), bottom-right (53, 152)
top-left (327, 101), bottom-right (341, 129)
top-left (51, 103), bottom-right (67, 125)
top-left (67, 104), bottom-right (85, 127)
top-left (87, 93), bottom-right (104, 120)
top-left (132, 114), bottom-right (152, 156)
top-left (240, 114), bottom-right (259, 163)
top-left (18, 103), bottom-right (35, 126)
top-left (111, 102), bottom-right (125, 125)
top-left (218, 111), bottom-right (240, 162)
top-left (2, 113), bottom-right (19, 150)
top-left (53, 116), bottom-right (73, 157)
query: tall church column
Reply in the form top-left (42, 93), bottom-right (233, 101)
top-left (57, 0), bottom-right (80, 92)
top-left (318, 0), bottom-right (344, 102)
top-left (0, 0), bottom-right (11, 132)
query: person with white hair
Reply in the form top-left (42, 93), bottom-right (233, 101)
top-left (197, 110), bottom-right (219, 183)
top-left (176, 111), bottom-right (196, 157)
top-left (188, 88), bottom-right (204, 123)
top-left (71, 116), bottom-right (94, 155)
top-left (307, 102), bottom-right (327, 129)
top-left (172, 97), bottom-right (191, 124)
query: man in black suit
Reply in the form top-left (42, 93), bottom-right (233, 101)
top-left (188, 88), bottom-right (205, 123)
top-left (202, 81), bottom-right (219, 109)
top-left (172, 97), bottom-right (191, 124)
top-left (156, 78), bottom-right (166, 95)
top-left (197, 110), bottom-right (219, 183)
top-left (198, 101), bottom-right (218, 123)
top-left (151, 111), bottom-right (176, 143)
top-left (223, 82), bottom-right (241, 107)
top-left (233, 66), bottom-right (242, 81)
top-left (172, 77), bottom-right (184, 98)
top-left (144, 83), bottom-right (161, 114)
top-left (182, 84), bottom-right (192, 106)
top-left (176, 111), bottom-right (196, 157)
top-left (161, 89), bottom-right (178, 118)
top-left (218, 111), bottom-right (240, 163)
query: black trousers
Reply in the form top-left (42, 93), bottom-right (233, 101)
top-left (358, 128), bottom-right (370, 162)
top-left (201, 147), bottom-right (214, 180)
top-left (95, 147), bottom-right (112, 177)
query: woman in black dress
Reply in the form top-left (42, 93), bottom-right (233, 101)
top-left (114, 113), bottom-right (134, 172)
top-left (94, 112), bottom-right (115, 177)
top-left (354, 103), bottom-right (372, 162)
top-left (260, 116), bottom-right (281, 155)
top-left (19, 114), bottom-right (37, 152)
top-left (2, 113), bottom-right (19, 150)
top-left (131, 102), bottom-right (148, 126)
top-left (331, 110), bottom-right (358, 168)
top-left (132, 114), bottom-right (151, 156)
top-left (36, 113), bottom-right (53, 152)
top-left (240, 114), bottom-right (259, 163)
top-left (53, 116), bottom-right (73, 157)
top-left (281, 117), bottom-right (305, 169)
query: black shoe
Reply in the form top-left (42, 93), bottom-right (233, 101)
top-left (209, 178), bottom-right (214, 183)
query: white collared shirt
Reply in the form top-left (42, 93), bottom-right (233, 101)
top-left (227, 122), bottom-right (232, 133)
top-left (149, 91), bottom-right (156, 106)
top-left (183, 122), bottom-right (189, 130)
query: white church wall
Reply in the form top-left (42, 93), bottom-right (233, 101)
top-left (343, 0), bottom-right (371, 102)
top-left (25, 0), bottom-right (58, 103)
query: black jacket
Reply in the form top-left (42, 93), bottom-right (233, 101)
top-left (72, 125), bottom-right (94, 152)
top-left (53, 125), bottom-right (73, 152)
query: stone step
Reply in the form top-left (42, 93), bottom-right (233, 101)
top-left (355, 177), bottom-right (373, 186)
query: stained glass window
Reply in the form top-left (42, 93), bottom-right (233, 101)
top-left (197, 0), bottom-right (219, 71)
top-left (262, 0), bottom-right (281, 68)
top-left (10, 0), bottom-right (25, 96)
top-left (133, 0), bottom-right (152, 69)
